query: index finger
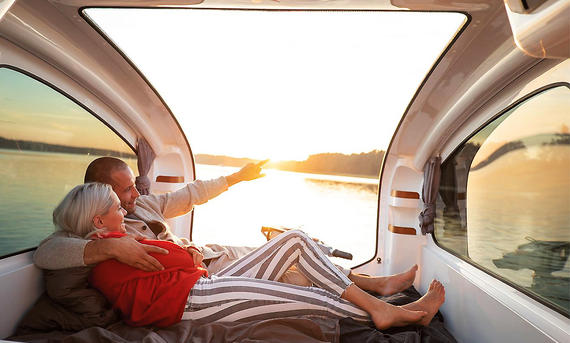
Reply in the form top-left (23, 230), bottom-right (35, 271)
top-left (139, 255), bottom-right (164, 272)
top-left (256, 159), bottom-right (269, 167)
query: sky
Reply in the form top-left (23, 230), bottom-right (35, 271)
top-left (471, 86), bottom-right (570, 165)
top-left (0, 68), bottom-right (132, 153)
top-left (86, 9), bottom-right (463, 161)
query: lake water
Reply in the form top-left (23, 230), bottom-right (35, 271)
top-left (0, 149), bottom-right (137, 255)
top-left (192, 163), bottom-right (379, 269)
top-left (0, 149), bottom-right (379, 269)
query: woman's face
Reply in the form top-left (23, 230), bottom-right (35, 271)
top-left (99, 193), bottom-right (127, 232)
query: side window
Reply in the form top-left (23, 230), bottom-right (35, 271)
top-left (435, 85), bottom-right (570, 315)
top-left (0, 68), bottom-right (137, 258)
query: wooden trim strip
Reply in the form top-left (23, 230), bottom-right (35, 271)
top-left (390, 190), bottom-right (420, 199)
top-left (388, 225), bottom-right (416, 235)
top-left (156, 175), bottom-right (184, 183)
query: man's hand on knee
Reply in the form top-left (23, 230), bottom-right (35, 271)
top-left (84, 236), bottom-right (168, 271)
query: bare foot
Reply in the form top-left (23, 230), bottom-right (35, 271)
top-left (369, 303), bottom-right (427, 330)
top-left (379, 264), bottom-right (418, 296)
top-left (341, 283), bottom-right (428, 330)
top-left (349, 264), bottom-right (418, 296)
top-left (402, 280), bottom-right (445, 326)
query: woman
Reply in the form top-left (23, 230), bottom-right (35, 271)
top-left (52, 183), bottom-right (445, 329)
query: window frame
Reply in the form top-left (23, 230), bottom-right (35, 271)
top-left (0, 64), bottom-right (138, 260)
top-left (432, 82), bottom-right (570, 317)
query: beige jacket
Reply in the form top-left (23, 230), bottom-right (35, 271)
top-left (33, 177), bottom-right (229, 270)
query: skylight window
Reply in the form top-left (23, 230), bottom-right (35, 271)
top-left (84, 8), bottom-right (465, 161)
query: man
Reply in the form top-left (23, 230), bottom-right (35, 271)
top-left (34, 157), bottom-right (265, 273)
top-left (35, 157), bottom-right (418, 294)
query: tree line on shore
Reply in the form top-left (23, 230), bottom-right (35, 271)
top-left (0, 137), bottom-right (135, 159)
top-left (195, 150), bottom-right (385, 178)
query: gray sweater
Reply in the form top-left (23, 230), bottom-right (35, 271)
top-left (33, 177), bottom-right (229, 270)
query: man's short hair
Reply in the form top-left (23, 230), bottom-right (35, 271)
top-left (84, 157), bottom-right (129, 184)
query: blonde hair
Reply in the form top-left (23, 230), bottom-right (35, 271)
top-left (53, 183), bottom-right (115, 238)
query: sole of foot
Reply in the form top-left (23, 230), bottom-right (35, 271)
top-left (371, 303), bottom-right (427, 330)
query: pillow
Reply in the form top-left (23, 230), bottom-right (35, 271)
top-left (16, 267), bottom-right (119, 334)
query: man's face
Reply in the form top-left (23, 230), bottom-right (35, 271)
top-left (109, 167), bottom-right (140, 214)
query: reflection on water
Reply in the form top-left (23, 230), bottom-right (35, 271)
top-left (305, 177), bottom-right (379, 194)
top-left (492, 238), bottom-right (570, 311)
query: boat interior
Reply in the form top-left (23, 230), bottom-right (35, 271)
top-left (0, 0), bottom-right (568, 342)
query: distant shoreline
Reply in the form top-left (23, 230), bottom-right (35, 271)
top-left (0, 137), bottom-right (136, 159)
top-left (195, 151), bottom-right (384, 179)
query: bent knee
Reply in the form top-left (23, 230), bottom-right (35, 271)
top-left (280, 229), bottom-right (312, 243)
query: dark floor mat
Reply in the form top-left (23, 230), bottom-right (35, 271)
top-left (339, 287), bottom-right (457, 343)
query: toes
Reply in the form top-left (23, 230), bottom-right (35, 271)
top-left (429, 281), bottom-right (446, 303)
top-left (406, 265), bottom-right (418, 275)
top-left (428, 279), bottom-right (445, 293)
top-left (435, 281), bottom-right (444, 293)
